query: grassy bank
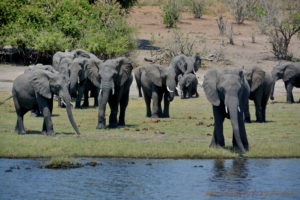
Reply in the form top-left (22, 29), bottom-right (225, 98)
top-left (0, 91), bottom-right (300, 159)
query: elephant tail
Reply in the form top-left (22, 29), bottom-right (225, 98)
top-left (0, 95), bottom-right (13, 105)
top-left (134, 68), bottom-right (143, 97)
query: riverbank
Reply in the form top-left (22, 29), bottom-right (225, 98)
top-left (1, 90), bottom-right (299, 159)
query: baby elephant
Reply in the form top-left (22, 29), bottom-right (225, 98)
top-left (178, 74), bottom-right (199, 99)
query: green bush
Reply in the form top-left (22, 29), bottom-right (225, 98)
top-left (162, 0), bottom-right (181, 28)
top-left (0, 0), bottom-right (136, 61)
top-left (190, 0), bottom-right (205, 19)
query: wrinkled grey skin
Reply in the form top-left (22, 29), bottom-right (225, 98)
top-left (169, 54), bottom-right (201, 96)
top-left (244, 67), bottom-right (273, 122)
top-left (12, 67), bottom-right (80, 135)
top-left (178, 73), bottom-right (199, 99)
top-left (135, 65), bottom-right (177, 118)
top-left (270, 62), bottom-right (300, 103)
top-left (69, 56), bottom-right (102, 108)
top-left (87, 57), bottom-right (133, 129)
top-left (203, 68), bottom-right (250, 153)
top-left (24, 64), bottom-right (58, 116)
top-left (53, 49), bottom-right (102, 108)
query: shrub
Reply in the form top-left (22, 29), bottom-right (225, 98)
top-left (189, 0), bottom-right (205, 19)
top-left (0, 0), bottom-right (136, 63)
top-left (162, 0), bottom-right (181, 28)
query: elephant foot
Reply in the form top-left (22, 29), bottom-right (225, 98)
top-left (96, 123), bottom-right (106, 129)
top-left (81, 103), bottom-right (89, 108)
top-left (146, 113), bottom-right (152, 118)
top-left (209, 143), bottom-right (224, 149)
top-left (45, 131), bottom-right (55, 136)
top-left (244, 118), bottom-right (251, 123)
top-left (18, 130), bottom-right (26, 135)
top-left (118, 121), bottom-right (125, 126)
top-left (151, 114), bottom-right (160, 118)
top-left (108, 123), bottom-right (118, 128)
top-left (162, 114), bottom-right (169, 118)
top-left (255, 120), bottom-right (264, 123)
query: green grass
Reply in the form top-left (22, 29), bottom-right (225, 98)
top-left (0, 91), bottom-right (300, 158)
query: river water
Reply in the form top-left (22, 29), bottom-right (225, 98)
top-left (1, 158), bottom-right (300, 200)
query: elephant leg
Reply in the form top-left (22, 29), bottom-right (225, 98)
top-left (75, 85), bottom-right (84, 108)
top-left (118, 91), bottom-right (129, 126)
top-left (82, 89), bottom-right (89, 108)
top-left (162, 92), bottom-right (170, 118)
top-left (108, 99), bottom-right (119, 128)
top-left (244, 99), bottom-right (251, 123)
top-left (195, 90), bottom-right (199, 98)
top-left (234, 110), bottom-right (249, 150)
top-left (254, 93), bottom-right (263, 122)
top-left (151, 90), bottom-right (161, 118)
top-left (37, 95), bottom-right (54, 135)
top-left (13, 97), bottom-right (27, 134)
top-left (93, 88), bottom-right (99, 107)
top-left (210, 105), bottom-right (225, 148)
top-left (285, 82), bottom-right (294, 103)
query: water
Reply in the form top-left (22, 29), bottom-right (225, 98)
top-left (1, 158), bottom-right (300, 200)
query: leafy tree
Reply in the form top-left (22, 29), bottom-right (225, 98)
top-left (0, 0), bottom-right (136, 63)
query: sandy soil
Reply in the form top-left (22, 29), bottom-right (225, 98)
top-left (0, 6), bottom-right (299, 99)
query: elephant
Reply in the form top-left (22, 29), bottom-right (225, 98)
top-left (169, 54), bottom-right (201, 96)
top-left (87, 57), bottom-right (133, 129)
top-left (69, 56), bottom-right (102, 108)
top-left (203, 68), bottom-right (250, 153)
top-left (244, 67), bottom-right (273, 122)
top-left (24, 64), bottom-right (58, 116)
top-left (170, 53), bottom-right (202, 76)
top-left (135, 65), bottom-right (177, 118)
top-left (53, 49), bottom-right (102, 108)
top-left (12, 66), bottom-right (80, 135)
top-left (270, 62), bottom-right (300, 103)
top-left (178, 73), bottom-right (199, 99)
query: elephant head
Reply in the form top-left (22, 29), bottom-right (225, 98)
top-left (69, 57), bottom-right (90, 97)
top-left (203, 68), bottom-right (249, 153)
top-left (244, 66), bottom-right (266, 92)
top-left (270, 63), bottom-right (300, 100)
top-left (30, 69), bottom-right (80, 135)
top-left (170, 53), bottom-right (202, 77)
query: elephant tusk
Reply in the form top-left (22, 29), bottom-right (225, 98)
top-left (99, 89), bottom-right (102, 96)
top-left (176, 86), bottom-right (181, 93)
top-left (167, 86), bottom-right (174, 93)
top-left (112, 88), bottom-right (115, 95)
top-left (77, 77), bottom-right (80, 84)
top-left (238, 106), bottom-right (241, 112)
top-left (225, 106), bottom-right (228, 114)
top-left (61, 98), bottom-right (67, 106)
top-left (193, 68), bottom-right (196, 74)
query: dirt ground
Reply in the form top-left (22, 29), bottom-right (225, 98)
top-left (0, 6), bottom-right (300, 98)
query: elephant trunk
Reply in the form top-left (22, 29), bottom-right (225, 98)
top-left (97, 83), bottom-right (112, 129)
top-left (226, 97), bottom-right (246, 153)
top-left (270, 78), bottom-right (277, 100)
top-left (69, 68), bottom-right (81, 97)
top-left (166, 67), bottom-right (177, 101)
top-left (59, 90), bottom-right (81, 135)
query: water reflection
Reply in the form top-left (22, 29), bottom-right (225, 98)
top-left (1, 158), bottom-right (300, 200)
top-left (208, 158), bottom-right (250, 197)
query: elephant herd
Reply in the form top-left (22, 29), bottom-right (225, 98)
top-left (2, 48), bottom-right (300, 153)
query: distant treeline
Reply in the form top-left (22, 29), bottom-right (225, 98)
top-left (0, 0), bottom-right (136, 64)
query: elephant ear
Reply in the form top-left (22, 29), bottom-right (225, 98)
top-left (116, 57), bottom-right (133, 86)
top-left (283, 64), bottom-right (297, 82)
top-left (251, 67), bottom-right (265, 92)
top-left (86, 58), bottom-right (102, 88)
top-left (202, 69), bottom-right (220, 106)
top-left (146, 66), bottom-right (163, 87)
top-left (30, 70), bottom-right (52, 99)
